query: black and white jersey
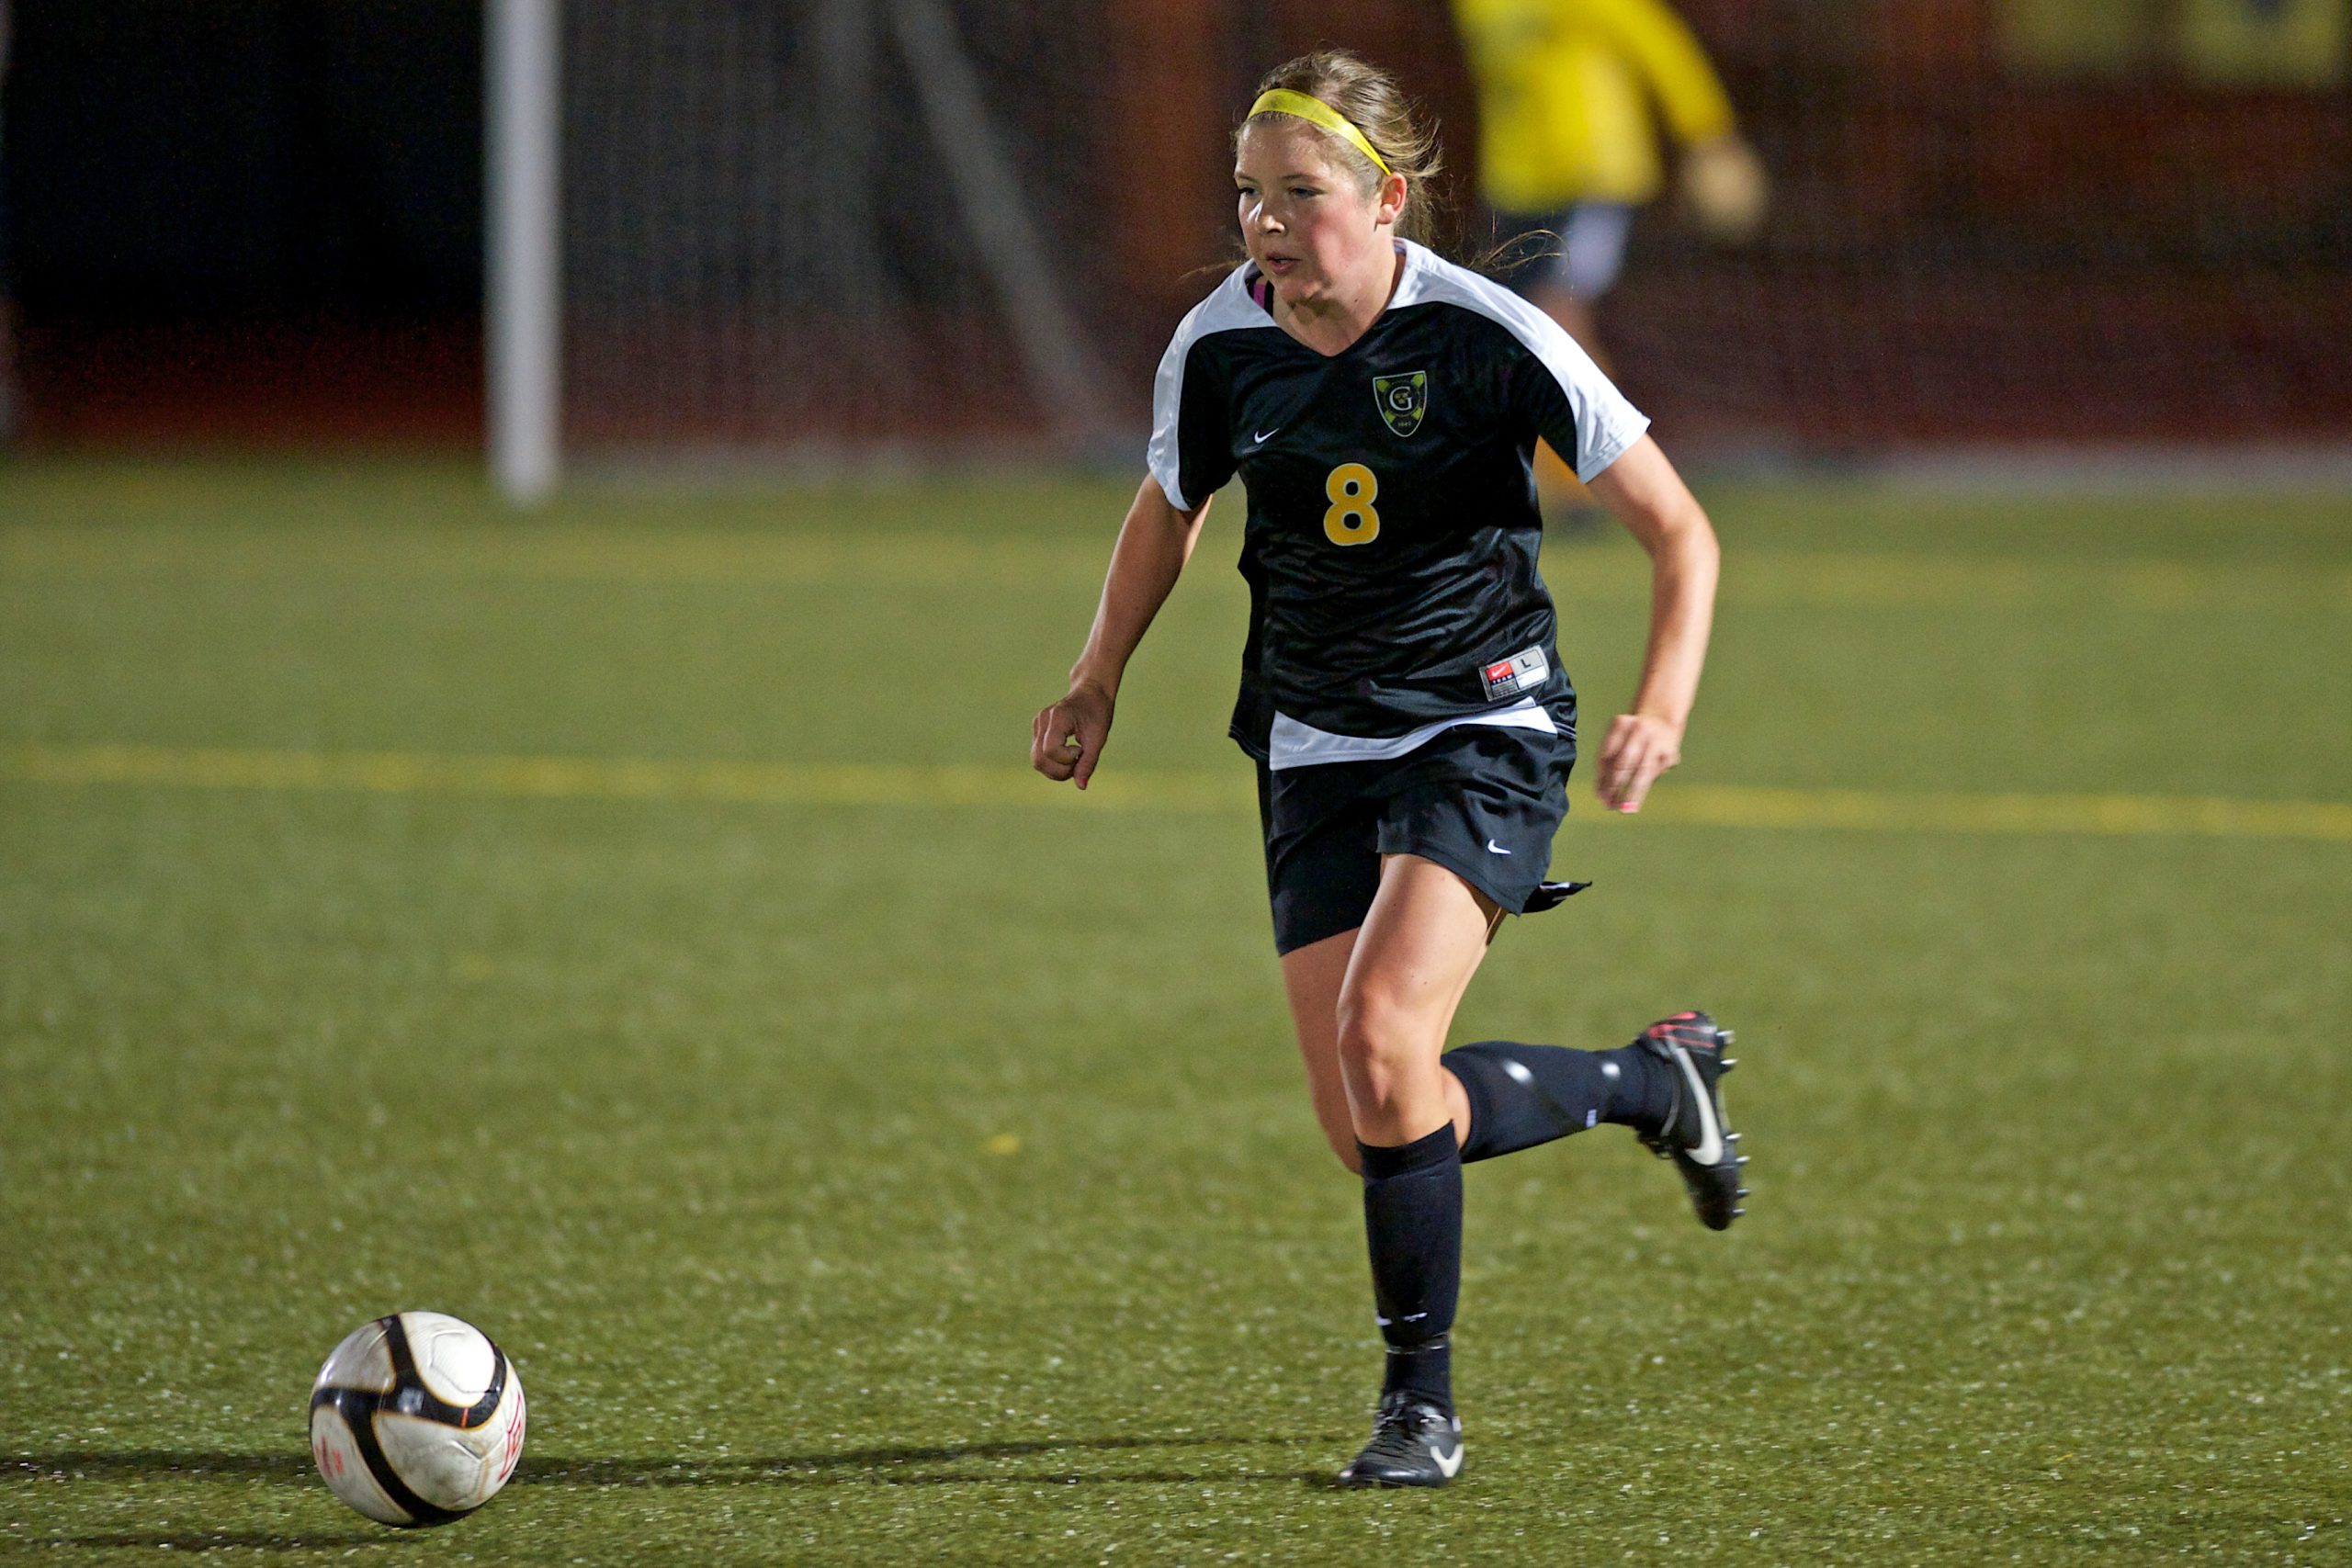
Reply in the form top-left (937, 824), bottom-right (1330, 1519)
top-left (1147, 240), bottom-right (1648, 768)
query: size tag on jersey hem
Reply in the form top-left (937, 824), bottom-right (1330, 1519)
top-left (1479, 646), bottom-right (1550, 703)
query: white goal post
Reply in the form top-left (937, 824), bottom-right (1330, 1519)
top-left (484, 0), bottom-right (1122, 501)
top-left (486, 0), bottom-right (560, 505)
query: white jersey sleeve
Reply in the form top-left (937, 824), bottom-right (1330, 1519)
top-left (1396, 243), bottom-right (1651, 481)
top-left (1145, 268), bottom-right (1275, 511)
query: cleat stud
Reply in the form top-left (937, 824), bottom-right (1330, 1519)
top-left (1732, 1207), bottom-right (1746, 1216)
top-left (1720, 1031), bottom-right (1736, 1045)
top-left (1736, 1156), bottom-right (1750, 1166)
top-left (1726, 1132), bottom-right (1741, 1143)
top-left (1736, 1187), bottom-right (1749, 1198)
top-left (1721, 1057), bottom-right (1738, 1070)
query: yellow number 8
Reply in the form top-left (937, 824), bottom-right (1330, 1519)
top-left (1323, 462), bottom-right (1381, 546)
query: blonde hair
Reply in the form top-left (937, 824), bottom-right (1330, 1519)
top-left (1239, 51), bottom-right (1447, 249)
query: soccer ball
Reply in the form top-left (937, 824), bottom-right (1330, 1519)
top-left (309, 1311), bottom-right (526, 1527)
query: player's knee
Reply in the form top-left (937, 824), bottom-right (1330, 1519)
top-left (1334, 988), bottom-right (1428, 1112)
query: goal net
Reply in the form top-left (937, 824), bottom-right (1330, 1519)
top-left (560, 0), bottom-right (1132, 467)
top-left (536, 0), bottom-right (2350, 476)
top-left (1604, 0), bottom-right (2352, 457)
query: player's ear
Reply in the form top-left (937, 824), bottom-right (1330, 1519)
top-left (1376, 172), bottom-right (1408, 228)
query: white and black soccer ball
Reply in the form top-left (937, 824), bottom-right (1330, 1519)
top-left (309, 1311), bottom-right (526, 1528)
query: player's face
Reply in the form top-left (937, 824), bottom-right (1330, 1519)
top-left (1235, 122), bottom-right (1397, 308)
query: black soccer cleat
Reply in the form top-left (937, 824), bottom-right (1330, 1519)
top-left (1633, 1010), bottom-right (1749, 1232)
top-left (1337, 1393), bottom-right (1464, 1488)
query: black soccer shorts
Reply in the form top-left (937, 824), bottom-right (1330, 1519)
top-left (1254, 721), bottom-right (1577, 955)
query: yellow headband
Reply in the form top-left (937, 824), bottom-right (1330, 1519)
top-left (1246, 89), bottom-right (1394, 178)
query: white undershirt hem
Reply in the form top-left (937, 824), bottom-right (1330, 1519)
top-left (1266, 698), bottom-right (1555, 772)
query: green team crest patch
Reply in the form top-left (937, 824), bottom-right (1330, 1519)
top-left (1373, 371), bottom-right (1429, 437)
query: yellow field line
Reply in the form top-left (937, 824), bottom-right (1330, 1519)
top-left (7, 743), bottom-right (2350, 843)
top-left (1657, 784), bottom-right (2352, 841)
top-left (0, 743), bottom-right (1230, 815)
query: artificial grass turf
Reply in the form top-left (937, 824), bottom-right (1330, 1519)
top-left (1, 461), bottom-right (2346, 1564)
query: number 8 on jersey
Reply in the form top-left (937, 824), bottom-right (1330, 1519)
top-left (1324, 462), bottom-right (1380, 546)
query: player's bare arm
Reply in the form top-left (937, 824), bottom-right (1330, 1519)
top-left (1586, 434), bottom-right (1720, 814)
top-left (1030, 475), bottom-right (1211, 790)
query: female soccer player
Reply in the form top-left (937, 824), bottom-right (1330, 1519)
top-left (1030, 50), bottom-right (1745, 1488)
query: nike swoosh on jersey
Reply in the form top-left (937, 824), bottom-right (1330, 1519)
top-left (1486, 839), bottom-right (1512, 855)
top-left (1252, 426), bottom-right (1282, 443)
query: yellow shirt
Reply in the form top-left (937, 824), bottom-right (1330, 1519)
top-left (1452, 0), bottom-right (1738, 211)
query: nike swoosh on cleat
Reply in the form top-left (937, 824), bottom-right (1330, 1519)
top-left (1486, 839), bottom-right (1512, 855)
top-left (1675, 1051), bottom-right (1724, 1166)
top-left (1430, 1445), bottom-right (1464, 1478)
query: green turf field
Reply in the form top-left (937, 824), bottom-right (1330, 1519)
top-left (3, 459), bottom-right (2346, 1564)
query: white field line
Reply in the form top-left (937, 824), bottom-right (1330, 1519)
top-left (8, 743), bottom-right (2351, 843)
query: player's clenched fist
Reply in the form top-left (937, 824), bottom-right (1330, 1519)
top-left (1596, 710), bottom-right (1682, 814)
top-left (1031, 681), bottom-right (1114, 789)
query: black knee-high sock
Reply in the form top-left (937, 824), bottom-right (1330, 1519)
top-left (1357, 1123), bottom-right (1463, 1414)
top-left (1443, 1038), bottom-right (1677, 1163)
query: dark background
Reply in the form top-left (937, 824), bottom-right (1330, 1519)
top-left (4, 0), bottom-right (2347, 453)
top-left (3, 0), bottom-right (481, 445)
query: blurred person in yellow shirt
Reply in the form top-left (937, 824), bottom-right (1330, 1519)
top-left (1453, 0), bottom-right (1765, 506)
